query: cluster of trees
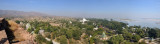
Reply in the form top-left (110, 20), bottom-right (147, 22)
top-left (16, 18), bottom-right (160, 44)
top-left (36, 35), bottom-right (52, 44)
top-left (108, 35), bottom-right (124, 44)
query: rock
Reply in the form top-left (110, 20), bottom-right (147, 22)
top-left (0, 18), bottom-right (36, 44)
top-left (0, 30), bottom-right (9, 44)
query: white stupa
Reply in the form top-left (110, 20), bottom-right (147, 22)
top-left (80, 18), bottom-right (88, 24)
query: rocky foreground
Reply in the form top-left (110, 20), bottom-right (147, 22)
top-left (0, 18), bottom-right (36, 44)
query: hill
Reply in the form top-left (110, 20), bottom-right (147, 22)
top-left (0, 10), bottom-right (49, 18)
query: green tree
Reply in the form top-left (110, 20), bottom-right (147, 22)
top-left (57, 35), bottom-right (68, 44)
top-left (135, 29), bottom-right (145, 37)
top-left (34, 28), bottom-right (40, 34)
top-left (123, 32), bottom-right (133, 41)
top-left (36, 35), bottom-right (46, 44)
top-left (132, 35), bottom-right (141, 42)
top-left (66, 30), bottom-right (73, 39)
top-left (121, 40), bottom-right (132, 44)
top-left (46, 41), bottom-right (53, 44)
top-left (15, 20), bottom-right (20, 24)
top-left (148, 29), bottom-right (158, 38)
top-left (27, 27), bottom-right (33, 33)
top-left (89, 37), bottom-right (94, 44)
top-left (108, 35), bottom-right (124, 44)
top-left (72, 29), bottom-right (82, 40)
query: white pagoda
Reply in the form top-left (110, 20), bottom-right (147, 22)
top-left (80, 18), bottom-right (88, 24)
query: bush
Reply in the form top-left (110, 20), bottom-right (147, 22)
top-left (36, 35), bottom-right (46, 44)
top-left (58, 35), bottom-right (68, 44)
top-left (72, 29), bottom-right (82, 40)
top-left (108, 35), bottom-right (124, 44)
top-left (66, 30), bottom-right (73, 39)
top-left (132, 35), bottom-right (141, 42)
top-left (46, 41), bottom-right (53, 44)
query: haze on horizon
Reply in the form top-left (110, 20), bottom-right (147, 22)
top-left (0, 0), bottom-right (160, 19)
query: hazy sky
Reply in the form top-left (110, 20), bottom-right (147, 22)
top-left (0, 0), bottom-right (160, 19)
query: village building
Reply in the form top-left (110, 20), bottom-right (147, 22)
top-left (45, 37), bottom-right (51, 41)
top-left (93, 26), bottom-right (98, 31)
top-left (26, 23), bottom-right (31, 30)
top-left (39, 29), bottom-right (45, 36)
top-left (69, 21), bottom-right (72, 24)
top-left (90, 35), bottom-right (92, 37)
top-left (139, 37), bottom-right (160, 44)
top-left (100, 32), bottom-right (108, 40)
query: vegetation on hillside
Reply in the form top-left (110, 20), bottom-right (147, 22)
top-left (15, 18), bottom-right (160, 44)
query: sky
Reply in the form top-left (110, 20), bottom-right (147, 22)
top-left (0, 0), bottom-right (160, 19)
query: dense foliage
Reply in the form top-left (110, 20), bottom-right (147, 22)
top-left (17, 18), bottom-right (160, 44)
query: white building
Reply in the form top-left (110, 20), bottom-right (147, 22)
top-left (93, 26), bottom-right (98, 31)
top-left (52, 40), bottom-right (60, 44)
top-left (122, 27), bottom-right (125, 29)
top-left (69, 21), bottom-right (72, 24)
top-left (26, 23), bottom-right (31, 30)
top-left (100, 32), bottom-right (108, 40)
top-left (45, 37), bottom-right (51, 41)
top-left (39, 30), bottom-right (44, 35)
top-left (127, 25), bottom-right (129, 27)
top-left (20, 22), bottom-right (24, 26)
top-left (93, 23), bottom-right (96, 25)
top-left (80, 18), bottom-right (88, 24)
top-left (90, 35), bottom-right (92, 37)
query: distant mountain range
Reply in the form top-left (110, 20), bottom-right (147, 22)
top-left (0, 10), bottom-right (50, 17)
